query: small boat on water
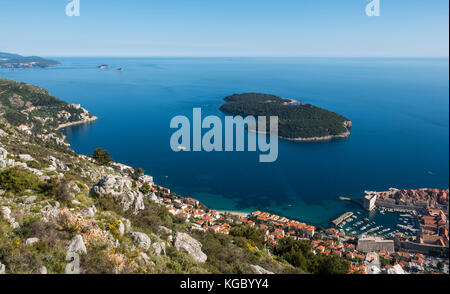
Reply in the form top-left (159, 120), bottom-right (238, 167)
top-left (363, 218), bottom-right (369, 222)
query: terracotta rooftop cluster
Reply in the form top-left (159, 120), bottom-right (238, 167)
top-left (378, 188), bottom-right (449, 206)
top-left (247, 211), bottom-right (315, 245)
top-left (418, 208), bottom-right (449, 247)
top-left (150, 186), bottom-right (232, 234)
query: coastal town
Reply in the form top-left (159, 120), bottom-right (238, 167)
top-left (81, 154), bottom-right (449, 275)
top-left (8, 94), bottom-right (449, 275)
top-left (2, 80), bottom-right (448, 275)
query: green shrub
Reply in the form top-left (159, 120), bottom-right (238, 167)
top-left (80, 241), bottom-right (118, 274)
top-left (230, 225), bottom-right (266, 249)
top-left (273, 237), bottom-right (350, 274)
top-left (0, 167), bottom-right (42, 193)
top-left (92, 148), bottom-right (112, 165)
top-left (140, 183), bottom-right (150, 195)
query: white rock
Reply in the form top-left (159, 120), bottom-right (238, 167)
top-left (0, 263), bottom-right (5, 274)
top-left (122, 218), bottom-right (131, 233)
top-left (0, 147), bottom-right (7, 160)
top-left (173, 232), bottom-right (207, 263)
top-left (131, 232), bottom-right (151, 250)
top-left (45, 165), bottom-right (56, 172)
top-left (40, 204), bottom-right (59, 222)
top-left (138, 252), bottom-right (151, 265)
top-left (27, 167), bottom-right (43, 176)
top-left (26, 237), bottom-right (40, 246)
top-left (107, 233), bottom-right (120, 248)
top-left (117, 221), bottom-right (125, 237)
top-left (91, 175), bottom-right (145, 214)
top-left (46, 156), bottom-right (68, 172)
top-left (133, 193), bottom-right (145, 213)
top-left (13, 161), bottom-right (27, 168)
top-left (152, 241), bottom-right (166, 256)
top-left (149, 192), bottom-right (158, 202)
top-left (40, 266), bottom-right (47, 274)
top-left (251, 265), bottom-right (274, 274)
top-left (71, 200), bottom-right (81, 206)
top-left (67, 235), bottom-right (87, 255)
top-left (19, 154), bottom-right (34, 161)
top-left (1, 206), bottom-right (11, 219)
top-left (81, 205), bottom-right (97, 217)
top-left (67, 181), bottom-right (81, 196)
top-left (158, 225), bottom-right (172, 235)
top-left (24, 196), bottom-right (37, 204)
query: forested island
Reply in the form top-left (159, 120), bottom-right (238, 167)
top-left (0, 52), bottom-right (60, 69)
top-left (219, 93), bottom-right (352, 141)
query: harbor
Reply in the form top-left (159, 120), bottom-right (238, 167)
top-left (331, 212), bottom-right (354, 226)
top-left (332, 208), bottom-right (420, 239)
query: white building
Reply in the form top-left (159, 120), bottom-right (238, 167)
top-left (363, 191), bottom-right (377, 211)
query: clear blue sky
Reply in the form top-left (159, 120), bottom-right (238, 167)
top-left (1, 0), bottom-right (448, 57)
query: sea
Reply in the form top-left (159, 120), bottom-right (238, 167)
top-left (1, 57), bottom-right (448, 230)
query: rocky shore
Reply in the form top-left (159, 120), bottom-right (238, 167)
top-left (56, 116), bottom-right (98, 130)
top-left (283, 130), bottom-right (351, 142)
top-left (248, 120), bottom-right (352, 142)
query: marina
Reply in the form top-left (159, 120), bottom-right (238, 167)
top-left (333, 208), bottom-right (420, 239)
top-left (331, 212), bottom-right (354, 226)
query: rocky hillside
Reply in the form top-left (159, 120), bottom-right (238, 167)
top-left (0, 78), bottom-right (97, 140)
top-left (0, 80), bottom-right (306, 274)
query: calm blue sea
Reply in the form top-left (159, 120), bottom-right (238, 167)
top-left (1, 57), bottom-right (448, 227)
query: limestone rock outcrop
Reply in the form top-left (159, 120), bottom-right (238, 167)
top-left (173, 232), bottom-right (207, 263)
top-left (91, 175), bottom-right (145, 214)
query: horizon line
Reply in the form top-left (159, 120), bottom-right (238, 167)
top-left (39, 55), bottom-right (450, 59)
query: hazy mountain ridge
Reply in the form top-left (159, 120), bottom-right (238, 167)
top-left (0, 52), bottom-right (60, 69)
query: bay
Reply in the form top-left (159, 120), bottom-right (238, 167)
top-left (1, 57), bottom-right (448, 227)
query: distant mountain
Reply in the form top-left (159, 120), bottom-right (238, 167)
top-left (0, 52), bottom-right (60, 68)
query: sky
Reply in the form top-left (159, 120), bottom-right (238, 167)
top-left (0, 0), bottom-right (448, 57)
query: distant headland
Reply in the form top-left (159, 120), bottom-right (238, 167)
top-left (0, 52), bottom-right (60, 69)
top-left (219, 93), bottom-right (352, 141)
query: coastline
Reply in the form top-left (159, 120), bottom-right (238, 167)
top-left (247, 120), bottom-right (352, 142)
top-left (283, 130), bottom-right (351, 142)
top-left (56, 116), bottom-right (98, 130)
top-left (283, 98), bottom-right (301, 105)
top-left (216, 210), bottom-right (251, 218)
